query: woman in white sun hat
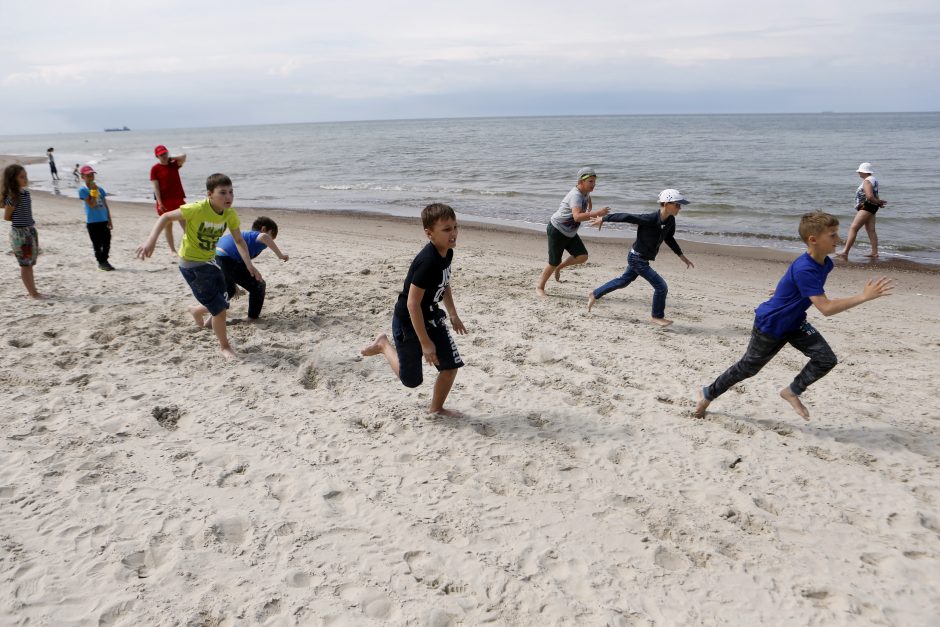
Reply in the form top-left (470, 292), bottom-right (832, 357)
top-left (838, 162), bottom-right (886, 259)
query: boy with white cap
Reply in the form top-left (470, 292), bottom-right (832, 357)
top-left (587, 189), bottom-right (694, 326)
top-left (536, 167), bottom-right (609, 296)
top-left (837, 162), bottom-right (885, 260)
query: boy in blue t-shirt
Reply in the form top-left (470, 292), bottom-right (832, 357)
top-left (214, 216), bottom-right (288, 321)
top-left (78, 165), bottom-right (114, 271)
top-left (694, 211), bottom-right (892, 420)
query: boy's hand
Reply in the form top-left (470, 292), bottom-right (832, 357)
top-left (596, 206), bottom-right (610, 218)
top-left (280, 254), bottom-right (289, 262)
top-left (451, 315), bottom-right (467, 335)
top-left (247, 263), bottom-right (263, 281)
top-left (108, 220), bottom-right (113, 230)
top-left (863, 276), bottom-right (893, 301)
top-left (680, 254), bottom-right (694, 269)
top-left (590, 216), bottom-right (604, 230)
top-left (421, 341), bottom-right (439, 366)
top-left (136, 240), bottom-right (155, 259)
top-left (157, 202), bottom-right (165, 213)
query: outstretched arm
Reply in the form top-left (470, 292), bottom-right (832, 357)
top-left (572, 197), bottom-right (610, 223)
top-left (136, 210), bottom-right (182, 258)
top-left (257, 232), bottom-right (288, 261)
top-left (809, 276), bottom-right (893, 316)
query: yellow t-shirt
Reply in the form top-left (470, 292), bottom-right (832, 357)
top-left (177, 199), bottom-right (241, 262)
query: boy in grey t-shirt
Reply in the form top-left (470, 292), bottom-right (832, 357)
top-left (536, 167), bottom-right (609, 296)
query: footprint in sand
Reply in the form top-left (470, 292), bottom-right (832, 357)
top-left (653, 545), bottom-right (689, 571)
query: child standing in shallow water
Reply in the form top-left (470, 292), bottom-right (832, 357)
top-left (361, 203), bottom-right (468, 417)
top-left (2, 164), bottom-right (44, 299)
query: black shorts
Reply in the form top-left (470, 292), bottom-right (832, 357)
top-left (856, 201), bottom-right (880, 215)
top-left (546, 223), bottom-right (588, 266)
top-left (392, 311), bottom-right (463, 388)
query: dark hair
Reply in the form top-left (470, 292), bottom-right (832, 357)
top-left (252, 216), bottom-right (278, 236)
top-left (47, 147), bottom-right (53, 152)
top-left (421, 202), bottom-right (456, 229)
top-left (205, 173), bottom-right (233, 192)
top-left (1, 164), bottom-right (26, 204)
top-left (798, 211), bottom-right (839, 243)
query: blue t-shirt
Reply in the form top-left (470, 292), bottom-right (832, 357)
top-left (78, 186), bottom-right (109, 223)
top-left (215, 230), bottom-right (267, 262)
top-left (754, 252), bottom-right (833, 339)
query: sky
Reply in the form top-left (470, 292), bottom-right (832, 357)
top-left (1, 0), bottom-right (939, 134)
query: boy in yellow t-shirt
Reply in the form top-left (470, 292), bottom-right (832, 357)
top-left (136, 173), bottom-right (261, 359)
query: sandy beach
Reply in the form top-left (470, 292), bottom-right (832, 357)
top-left (2, 154), bottom-right (939, 625)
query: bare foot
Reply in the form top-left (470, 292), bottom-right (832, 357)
top-left (28, 293), bottom-right (48, 300)
top-left (535, 287), bottom-right (547, 298)
top-left (587, 293), bottom-right (597, 312)
top-left (864, 253), bottom-right (879, 259)
top-left (220, 347), bottom-right (239, 360)
top-left (553, 268), bottom-right (564, 283)
top-left (650, 317), bottom-right (674, 327)
top-left (779, 386), bottom-right (810, 420)
top-left (188, 305), bottom-right (206, 328)
top-left (360, 333), bottom-right (389, 357)
top-left (245, 317), bottom-right (260, 324)
top-left (693, 388), bottom-right (710, 418)
top-left (429, 407), bottom-right (466, 418)
top-left (834, 252), bottom-right (848, 259)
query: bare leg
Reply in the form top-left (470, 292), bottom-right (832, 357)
top-left (779, 386), bottom-right (810, 419)
top-left (694, 387), bottom-right (710, 418)
top-left (210, 310), bottom-right (237, 359)
top-left (429, 368), bottom-right (461, 416)
top-left (838, 211), bottom-right (871, 258)
top-left (360, 333), bottom-right (400, 377)
top-left (864, 215), bottom-right (878, 257)
top-left (553, 254), bottom-right (588, 283)
top-left (536, 264), bottom-right (557, 296)
top-left (163, 222), bottom-right (176, 253)
top-left (187, 304), bottom-right (209, 328)
top-left (20, 266), bottom-right (44, 299)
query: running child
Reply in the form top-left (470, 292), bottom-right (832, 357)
top-left (78, 165), bottom-right (115, 271)
top-left (587, 189), bottom-right (694, 326)
top-left (536, 167), bottom-right (609, 296)
top-left (214, 216), bottom-right (288, 321)
top-left (2, 164), bottom-right (44, 298)
top-left (361, 203), bottom-right (468, 417)
top-left (136, 173), bottom-right (261, 359)
top-left (694, 211), bottom-right (893, 420)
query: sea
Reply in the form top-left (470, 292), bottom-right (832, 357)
top-left (3, 113), bottom-right (939, 263)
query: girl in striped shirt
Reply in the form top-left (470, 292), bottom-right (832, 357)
top-left (2, 164), bottom-right (44, 298)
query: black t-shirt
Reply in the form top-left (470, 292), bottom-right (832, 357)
top-left (394, 243), bottom-right (453, 323)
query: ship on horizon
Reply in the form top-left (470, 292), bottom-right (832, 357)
top-left (104, 126), bottom-right (131, 132)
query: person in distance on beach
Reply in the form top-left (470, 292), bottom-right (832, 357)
top-left (694, 211), bottom-right (892, 420)
top-left (361, 203), bottom-right (468, 417)
top-left (78, 165), bottom-right (115, 271)
top-left (587, 189), bottom-right (695, 326)
top-left (150, 145), bottom-right (188, 254)
top-left (214, 216), bottom-right (289, 322)
top-left (536, 167), bottom-right (609, 296)
top-left (837, 162), bottom-right (886, 260)
top-left (136, 173), bottom-right (261, 359)
top-left (2, 164), bottom-right (45, 298)
top-left (46, 147), bottom-right (59, 181)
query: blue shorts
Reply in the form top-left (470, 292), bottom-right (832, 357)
top-left (392, 311), bottom-right (464, 388)
top-left (179, 261), bottom-right (229, 316)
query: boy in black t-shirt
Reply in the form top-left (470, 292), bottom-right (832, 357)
top-left (361, 203), bottom-right (468, 416)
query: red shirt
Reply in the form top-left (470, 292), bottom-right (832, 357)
top-left (150, 160), bottom-right (185, 204)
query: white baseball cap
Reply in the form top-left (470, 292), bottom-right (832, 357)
top-left (658, 189), bottom-right (690, 205)
top-left (856, 162), bottom-right (874, 174)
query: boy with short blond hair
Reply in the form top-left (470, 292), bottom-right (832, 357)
top-left (694, 211), bottom-right (893, 420)
top-left (136, 173), bottom-right (260, 359)
top-left (361, 203), bottom-right (467, 416)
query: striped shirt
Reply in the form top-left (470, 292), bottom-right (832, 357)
top-left (5, 189), bottom-right (34, 228)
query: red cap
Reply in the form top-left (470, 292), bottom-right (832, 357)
top-left (154, 145), bottom-right (169, 156)
top-left (79, 165), bottom-right (96, 175)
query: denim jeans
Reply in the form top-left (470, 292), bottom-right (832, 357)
top-left (593, 251), bottom-right (668, 318)
top-left (705, 321), bottom-right (837, 399)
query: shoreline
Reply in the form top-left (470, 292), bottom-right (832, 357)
top-left (5, 153), bottom-right (937, 274)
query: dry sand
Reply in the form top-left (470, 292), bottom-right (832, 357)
top-left (2, 155), bottom-right (939, 625)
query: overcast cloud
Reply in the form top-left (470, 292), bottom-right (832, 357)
top-left (1, 0), bottom-right (938, 133)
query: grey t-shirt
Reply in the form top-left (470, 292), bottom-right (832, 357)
top-left (549, 186), bottom-right (589, 237)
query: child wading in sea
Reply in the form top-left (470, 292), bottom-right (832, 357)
top-left (361, 203), bottom-right (468, 417)
top-left (695, 211), bottom-right (892, 420)
top-left (136, 173), bottom-right (261, 359)
top-left (2, 164), bottom-right (44, 298)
